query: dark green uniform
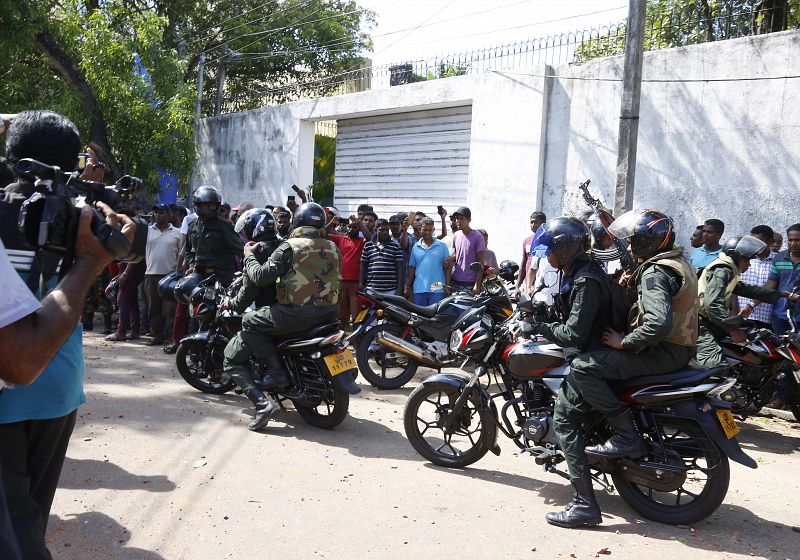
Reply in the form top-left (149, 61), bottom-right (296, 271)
top-left (560, 249), bottom-right (698, 478)
top-left (185, 217), bottom-right (243, 286)
top-left (534, 256), bottom-right (614, 480)
top-left (223, 227), bottom-right (340, 392)
top-left (696, 261), bottom-right (782, 367)
top-left (226, 241), bottom-right (280, 313)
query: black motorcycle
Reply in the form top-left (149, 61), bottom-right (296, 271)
top-left (176, 275), bottom-right (360, 429)
top-left (350, 262), bottom-right (517, 389)
top-left (403, 295), bottom-right (757, 524)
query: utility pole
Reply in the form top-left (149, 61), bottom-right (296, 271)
top-left (613, 0), bottom-right (647, 215)
top-left (215, 44), bottom-right (229, 116)
top-left (195, 52), bottom-right (206, 121)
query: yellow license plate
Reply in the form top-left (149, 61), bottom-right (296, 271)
top-left (323, 349), bottom-right (356, 377)
top-left (354, 309), bottom-right (368, 325)
top-left (716, 409), bottom-right (740, 439)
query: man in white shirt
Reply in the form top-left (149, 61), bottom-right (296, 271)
top-left (144, 204), bottom-right (182, 345)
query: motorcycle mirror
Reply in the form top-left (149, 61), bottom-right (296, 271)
top-left (542, 270), bottom-right (558, 288)
top-left (469, 262), bottom-right (483, 273)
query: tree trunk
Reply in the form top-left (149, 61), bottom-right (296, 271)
top-left (34, 30), bottom-right (123, 178)
top-left (754, 0), bottom-right (789, 34)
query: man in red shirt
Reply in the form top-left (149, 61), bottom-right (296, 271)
top-left (330, 216), bottom-right (366, 330)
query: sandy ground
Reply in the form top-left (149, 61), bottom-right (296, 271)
top-left (46, 331), bottom-right (800, 560)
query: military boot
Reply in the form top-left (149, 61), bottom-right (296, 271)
top-left (244, 388), bottom-right (277, 431)
top-left (584, 408), bottom-right (647, 459)
top-left (258, 338), bottom-right (290, 389)
top-left (546, 472), bottom-right (602, 528)
top-left (82, 312), bottom-right (94, 332)
top-left (101, 315), bottom-right (114, 335)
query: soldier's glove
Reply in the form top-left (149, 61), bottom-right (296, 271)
top-left (521, 319), bottom-right (542, 337)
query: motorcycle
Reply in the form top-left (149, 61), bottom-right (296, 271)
top-left (176, 274), bottom-right (360, 429)
top-left (719, 312), bottom-right (800, 422)
top-left (403, 294), bottom-right (757, 525)
top-left (349, 262), bottom-right (517, 389)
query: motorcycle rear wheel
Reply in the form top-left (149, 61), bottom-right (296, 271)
top-left (612, 420), bottom-right (729, 525)
top-left (176, 339), bottom-right (235, 394)
top-left (293, 386), bottom-right (349, 429)
top-left (403, 381), bottom-right (494, 468)
top-left (356, 324), bottom-right (420, 389)
top-left (784, 382), bottom-right (800, 423)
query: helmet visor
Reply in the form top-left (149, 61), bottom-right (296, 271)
top-left (735, 235), bottom-right (767, 259)
top-left (530, 225), bottom-right (553, 258)
top-left (233, 209), bottom-right (254, 233)
top-left (607, 210), bottom-right (639, 240)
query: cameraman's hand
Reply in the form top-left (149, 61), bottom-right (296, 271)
top-left (79, 146), bottom-right (106, 182)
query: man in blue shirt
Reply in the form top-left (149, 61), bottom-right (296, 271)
top-left (690, 218), bottom-right (724, 270)
top-left (405, 217), bottom-right (451, 305)
top-left (765, 223), bottom-right (800, 335)
top-left (0, 110), bottom-right (132, 559)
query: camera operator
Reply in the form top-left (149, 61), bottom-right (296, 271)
top-left (0, 109), bottom-right (134, 559)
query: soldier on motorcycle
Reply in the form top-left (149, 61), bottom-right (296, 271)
top-left (223, 203), bottom-right (341, 431)
top-left (525, 218), bottom-right (619, 529)
top-left (695, 235), bottom-right (800, 366)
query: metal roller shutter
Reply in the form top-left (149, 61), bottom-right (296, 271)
top-left (333, 105), bottom-right (472, 218)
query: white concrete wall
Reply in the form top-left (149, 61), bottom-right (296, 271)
top-left (195, 29), bottom-right (800, 264)
top-left (542, 29), bottom-right (800, 246)
top-left (195, 71), bottom-right (550, 262)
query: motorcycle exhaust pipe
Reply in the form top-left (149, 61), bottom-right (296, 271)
top-left (375, 331), bottom-right (439, 366)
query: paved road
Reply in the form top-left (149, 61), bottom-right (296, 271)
top-left (47, 332), bottom-right (800, 559)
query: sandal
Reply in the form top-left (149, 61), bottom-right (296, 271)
top-left (163, 344), bottom-right (178, 354)
top-left (105, 332), bottom-right (128, 342)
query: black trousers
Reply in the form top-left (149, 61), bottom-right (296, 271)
top-left (0, 411), bottom-right (77, 560)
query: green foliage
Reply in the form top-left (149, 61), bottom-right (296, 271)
top-left (426, 63), bottom-right (469, 80)
top-left (312, 134), bottom-right (336, 205)
top-left (573, 0), bottom-right (797, 64)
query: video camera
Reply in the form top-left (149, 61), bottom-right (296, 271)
top-left (14, 158), bottom-right (148, 272)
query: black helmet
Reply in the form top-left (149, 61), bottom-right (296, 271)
top-left (235, 208), bottom-right (276, 242)
top-left (192, 185), bottom-right (222, 220)
top-left (174, 272), bottom-right (204, 304)
top-left (590, 220), bottom-right (622, 262)
top-left (498, 260), bottom-right (519, 282)
top-left (293, 202), bottom-right (326, 228)
top-left (531, 217), bottom-right (590, 268)
top-left (722, 235), bottom-right (767, 264)
top-left (608, 209), bottom-right (675, 260)
top-left (157, 271), bottom-right (182, 301)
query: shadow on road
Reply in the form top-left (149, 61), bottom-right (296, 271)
top-left (59, 457), bottom-right (176, 492)
top-left (47, 512), bottom-right (166, 559)
top-left (257, 413), bottom-right (424, 462)
top-left (736, 420), bottom-right (800, 455)
top-left (422, 463), bottom-right (798, 559)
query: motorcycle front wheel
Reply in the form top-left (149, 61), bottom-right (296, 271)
top-left (355, 324), bottom-right (420, 389)
top-left (612, 419), bottom-right (730, 525)
top-left (293, 386), bottom-right (350, 429)
top-left (176, 339), bottom-right (235, 394)
top-left (403, 381), bottom-right (495, 468)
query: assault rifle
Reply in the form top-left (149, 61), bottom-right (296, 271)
top-left (578, 179), bottom-right (637, 272)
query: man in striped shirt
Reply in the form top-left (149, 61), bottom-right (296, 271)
top-left (736, 225), bottom-right (775, 328)
top-left (360, 219), bottom-right (404, 295)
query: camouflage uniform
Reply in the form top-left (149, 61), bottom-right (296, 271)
top-left (695, 253), bottom-right (782, 366)
top-left (223, 226), bottom-right (341, 392)
top-left (558, 248), bottom-right (698, 478)
top-left (83, 270), bottom-right (114, 331)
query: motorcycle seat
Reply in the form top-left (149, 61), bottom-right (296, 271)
top-left (613, 364), bottom-right (729, 390)
top-left (274, 322), bottom-right (340, 343)
top-left (366, 288), bottom-right (461, 318)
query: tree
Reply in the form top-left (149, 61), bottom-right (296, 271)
top-left (574, 1), bottom-right (796, 64)
top-left (0, 0), bottom-right (374, 188)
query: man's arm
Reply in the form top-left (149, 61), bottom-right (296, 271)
top-left (619, 266), bottom-right (677, 349)
top-left (244, 243), bottom-right (292, 287)
top-left (536, 279), bottom-right (601, 348)
top-left (405, 266), bottom-right (416, 300)
top-left (0, 205), bottom-right (127, 384)
top-left (516, 246), bottom-right (528, 291)
top-left (472, 249), bottom-right (486, 294)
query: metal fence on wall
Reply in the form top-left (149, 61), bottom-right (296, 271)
top-left (218, 1), bottom-right (799, 114)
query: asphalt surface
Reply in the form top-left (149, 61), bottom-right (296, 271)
top-left (46, 332), bottom-right (800, 559)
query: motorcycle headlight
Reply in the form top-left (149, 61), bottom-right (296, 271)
top-left (449, 329), bottom-right (464, 350)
